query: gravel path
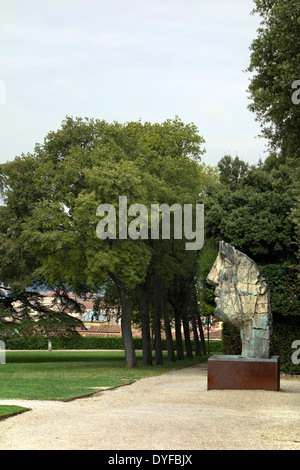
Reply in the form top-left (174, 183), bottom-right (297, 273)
top-left (0, 362), bottom-right (299, 450)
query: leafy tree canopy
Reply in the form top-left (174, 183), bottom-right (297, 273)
top-left (0, 116), bottom-right (212, 348)
top-left (204, 155), bottom-right (298, 264)
top-left (247, 0), bottom-right (300, 160)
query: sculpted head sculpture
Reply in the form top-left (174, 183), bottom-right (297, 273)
top-left (206, 241), bottom-right (272, 359)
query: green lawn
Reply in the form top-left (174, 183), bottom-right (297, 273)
top-left (0, 350), bottom-right (209, 401)
top-left (0, 405), bottom-right (30, 419)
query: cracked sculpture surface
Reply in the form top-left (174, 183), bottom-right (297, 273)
top-left (206, 241), bottom-right (272, 359)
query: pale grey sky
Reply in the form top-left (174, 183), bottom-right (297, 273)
top-left (0, 0), bottom-right (268, 167)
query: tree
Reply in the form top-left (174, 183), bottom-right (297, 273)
top-left (245, 0), bottom-right (300, 334)
top-left (204, 159), bottom-right (298, 264)
top-left (0, 285), bottom-right (83, 339)
top-left (259, 263), bottom-right (300, 320)
top-left (291, 192), bottom-right (300, 274)
top-left (247, 0), bottom-right (300, 160)
top-left (217, 155), bottom-right (250, 189)
top-left (0, 116), bottom-right (209, 368)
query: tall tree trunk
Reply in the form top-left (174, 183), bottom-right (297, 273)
top-left (174, 306), bottom-right (184, 360)
top-left (162, 289), bottom-right (175, 362)
top-left (140, 279), bottom-right (152, 366)
top-left (110, 273), bottom-right (137, 368)
top-left (197, 314), bottom-right (206, 355)
top-left (192, 313), bottom-right (202, 356)
top-left (153, 268), bottom-right (163, 365)
top-left (182, 306), bottom-right (193, 358)
top-left (190, 287), bottom-right (201, 356)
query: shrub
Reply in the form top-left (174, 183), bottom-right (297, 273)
top-left (222, 322), bottom-right (241, 355)
top-left (260, 263), bottom-right (300, 318)
top-left (272, 317), bottom-right (300, 375)
top-left (222, 318), bottom-right (300, 375)
top-left (4, 335), bottom-right (222, 354)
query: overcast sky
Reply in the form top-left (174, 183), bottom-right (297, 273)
top-left (0, 0), bottom-right (269, 167)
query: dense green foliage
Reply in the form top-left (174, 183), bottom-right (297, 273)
top-left (260, 264), bottom-right (300, 318)
top-left (222, 319), bottom-right (300, 374)
top-left (204, 156), bottom-right (298, 264)
top-left (247, 0), bottom-right (300, 160)
top-left (272, 318), bottom-right (300, 374)
top-left (0, 288), bottom-right (83, 338)
top-left (3, 335), bottom-right (222, 354)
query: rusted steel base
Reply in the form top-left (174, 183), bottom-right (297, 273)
top-left (207, 355), bottom-right (280, 391)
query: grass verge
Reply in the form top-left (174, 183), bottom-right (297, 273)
top-left (0, 350), bottom-right (210, 401)
top-left (0, 405), bottom-right (31, 420)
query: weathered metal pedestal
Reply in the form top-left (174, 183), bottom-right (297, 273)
top-left (207, 355), bottom-right (280, 391)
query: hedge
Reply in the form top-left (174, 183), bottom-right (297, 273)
top-left (222, 318), bottom-right (300, 375)
top-left (272, 317), bottom-right (300, 375)
top-left (2, 335), bottom-right (223, 354)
